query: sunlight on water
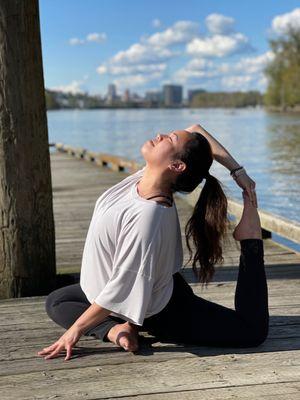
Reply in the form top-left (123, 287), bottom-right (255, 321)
top-left (47, 108), bottom-right (300, 223)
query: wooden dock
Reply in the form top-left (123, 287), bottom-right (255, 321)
top-left (1, 150), bottom-right (300, 399)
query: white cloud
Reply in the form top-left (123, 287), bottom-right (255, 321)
top-left (205, 13), bottom-right (235, 35)
top-left (272, 8), bottom-right (300, 34)
top-left (51, 80), bottom-right (85, 94)
top-left (221, 75), bottom-right (254, 90)
top-left (174, 68), bottom-right (217, 84)
top-left (96, 23), bottom-right (181, 89)
top-left (232, 51), bottom-right (275, 74)
top-left (257, 75), bottom-right (268, 90)
top-left (94, 16), bottom-right (258, 92)
top-left (97, 63), bottom-right (166, 76)
top-left (187, 58), bottom-right (214, 70)
top-left (110, 42), bottom-right (175, 65)
top-left (50, 75), bottom-right (89, 94)
top-left (152, 18), bottom-right (162, 28)
top-left (172, 51), bottom-right (273, 91)
top-left (86, 32), bottom-right (107, 43)
top-left (69, 32), bottom-right (107, 45)
top-left (112, 72), bottom-right (163, 89)
top-left (214, 51), bottom-right (274, 76)
top-left (98, 20), bottom-right (198, 71)
top-left (97, 65), bottom-right (108, 74)
top-left (186, 32), bottom-right (252, 58)
top-left (69, 37), bottom-right (84, 45)
top-left (146, 20), bottom-right (199, 47)
top-left (172, 59), bottom-right (215, 83)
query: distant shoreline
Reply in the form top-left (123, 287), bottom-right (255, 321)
top-left (46, 105), bottom-right (300, 114)
top-left (264, 105), bottom-right (300, 115)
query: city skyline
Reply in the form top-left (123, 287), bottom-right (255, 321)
top-left (40, 1), bottom-right (300, 97)
top-left (102, 83), bottom-right (184, 106)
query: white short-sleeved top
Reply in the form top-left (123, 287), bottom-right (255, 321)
top-left (80, 166), bottom-right (183, 326)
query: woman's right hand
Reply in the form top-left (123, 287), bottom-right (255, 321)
top-left (233, 171), bottom-right (258, 208)
top-left (37, 325), bottom-right (82, 361)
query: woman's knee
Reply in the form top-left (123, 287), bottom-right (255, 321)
top-left (242, 323), bottom-right (269, 347)
top-left (45, 285), bottom-right (74, 319)
top-left (45, 288), bottom-right (61, 318)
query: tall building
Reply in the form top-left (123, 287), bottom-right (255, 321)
top-left (163, 85), bottom-right (183, 106)
top-left (145, 90), bottom-right (163, 104)
top-left (122, 89), bottom-right (130, 103)
top-left (107, 84), bottom-right (117, 104)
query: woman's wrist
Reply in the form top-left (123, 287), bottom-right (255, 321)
top-left (230, 165), bottom-right (244, 175)
top-left (72, 303), bottom-right (111, 335)
top-left (230, 166), bottom-right (246, 180)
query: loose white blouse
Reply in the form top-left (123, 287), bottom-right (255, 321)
top-left (80, 166), bottom-right (183, 326)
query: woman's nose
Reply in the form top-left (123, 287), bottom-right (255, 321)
top-left (156, 133), bottom-right (166, 141)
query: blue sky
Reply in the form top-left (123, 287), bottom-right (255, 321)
top-left (39, 1), bottom-right (300, 98)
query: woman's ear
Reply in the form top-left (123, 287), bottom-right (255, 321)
top-left (169, 160), bottom-right (186, 173)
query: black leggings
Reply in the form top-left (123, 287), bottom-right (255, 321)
top-left (45, 239), bottom-right (269, 347)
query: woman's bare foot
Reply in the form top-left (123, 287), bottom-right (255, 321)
top-left (107, 321), bottom-right (139, 352)
top-left (233, 191), bottom-right (262, 241)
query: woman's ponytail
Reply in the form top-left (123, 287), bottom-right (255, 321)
top-left (170, 131), bottom-right (230, 284)
top-left (184, 173), bottom-right (229, 284)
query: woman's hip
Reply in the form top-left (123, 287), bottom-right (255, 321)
top-left (142, 272), bottom-right (194, 331)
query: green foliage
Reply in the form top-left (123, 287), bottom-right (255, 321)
top-left (45, 89), bottom-right (103, 110)
top-left (190, 91), bottom-right (263, 108)
top-left (45, 90), bottom-right (60, 109)
top-left (264, 27), bottom-right (300, 108)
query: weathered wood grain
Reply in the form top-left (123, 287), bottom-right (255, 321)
top-left (1, 351), bottom-right (300, 399)
top-left (0, 150), bottom-right (299, 400)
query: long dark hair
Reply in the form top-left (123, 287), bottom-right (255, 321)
top-left (170, 132), bottom-right (229, 284)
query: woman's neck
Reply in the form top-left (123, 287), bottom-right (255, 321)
top-left (137, 166), bottom-right (174, 200)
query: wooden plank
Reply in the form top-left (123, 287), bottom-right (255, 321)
top-left (119, 382), bottom-right (300, 400)
top-left (0, 322), bottom-right (299, 356)
top-left (0, 351), bottom-right (300, 399)
top-left (0, 336), bottom-right (299, 378)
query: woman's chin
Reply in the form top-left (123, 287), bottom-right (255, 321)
top-left (140, 145), bottom-right (149, 158)
top-left (141, 140), bottom-right (153, 152)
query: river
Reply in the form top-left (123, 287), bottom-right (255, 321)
top-left (47, 107), bottom-right (300, 229)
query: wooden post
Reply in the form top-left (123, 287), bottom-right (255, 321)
top-left (0, 0), bottom-right (56, 297)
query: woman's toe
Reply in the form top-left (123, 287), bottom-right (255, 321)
top-left (118, 333), bottom-right (138, 351)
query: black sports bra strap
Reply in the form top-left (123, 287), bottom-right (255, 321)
top-left (146, 194), bottom-right (173, 207)
top-left (146, 194), bottom-right (173, 201)
top-left (157, 200), bottom-right (173, 207)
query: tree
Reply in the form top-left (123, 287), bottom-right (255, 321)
top-left (0, 0), bottom-right (56, 298)
top-left (45, 90), bottom-right (60, 110)
top-left (264, 27), bottom-right (300, 109)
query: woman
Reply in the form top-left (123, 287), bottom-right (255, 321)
top-left (37, 123), bottom-right (269, 361)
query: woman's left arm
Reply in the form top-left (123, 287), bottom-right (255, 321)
top-left (185, 123), bottom-right (241, 170)
top-left (185, 124), bottom-right (258, 207)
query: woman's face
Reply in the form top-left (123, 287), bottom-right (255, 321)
top-left (141, 129), bottom-right (192, 168)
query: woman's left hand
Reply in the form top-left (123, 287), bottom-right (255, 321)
top-left (233, 171), bottom-right (258, 208)
top-left (37, 325), bottom-right (82, 361)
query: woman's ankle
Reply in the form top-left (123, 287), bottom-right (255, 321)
top-left (240, 238), bottom-right (264, 256)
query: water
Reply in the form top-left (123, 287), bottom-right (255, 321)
top-left (47, 107), bottom-right (300, 227)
